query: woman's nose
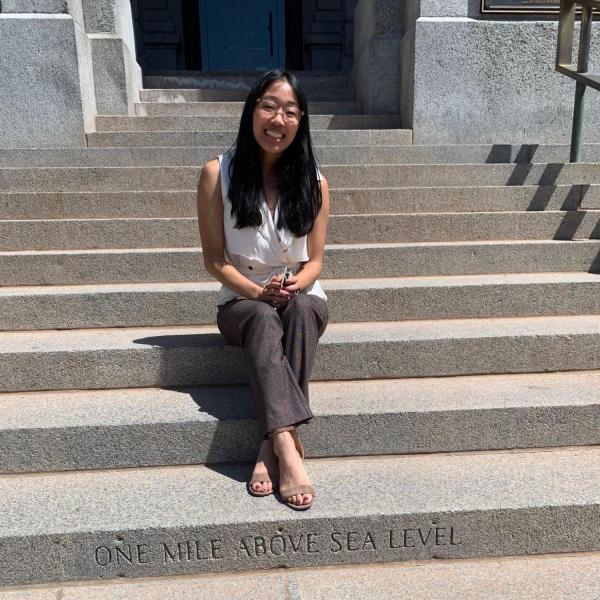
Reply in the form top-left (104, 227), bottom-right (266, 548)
top-left (270, 110), bottom-right (285, 125)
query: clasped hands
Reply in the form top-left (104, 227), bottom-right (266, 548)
top-left (258, 274), bottom-right (301, 307)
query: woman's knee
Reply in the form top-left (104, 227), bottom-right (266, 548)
top-left (242, 301), bottom-right (283, 333)
top-left (284, 294), bottom-right (327, 327)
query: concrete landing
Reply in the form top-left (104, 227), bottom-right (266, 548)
top-left (2, 552), bottom-right (600, 599)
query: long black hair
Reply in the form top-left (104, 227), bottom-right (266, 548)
top-left (227, 70), bottom-right (322, 237)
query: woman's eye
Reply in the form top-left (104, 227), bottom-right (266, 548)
top-left (286, 110), bottom-right (299, 118)
top-left (263, 102), bottom-right (277, 111)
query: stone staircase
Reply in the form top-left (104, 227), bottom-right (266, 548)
top-left (1, 71), bottom-right (600, 596)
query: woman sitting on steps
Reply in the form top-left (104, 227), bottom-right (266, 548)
top-left (196, 70), bottom-right (330, 510)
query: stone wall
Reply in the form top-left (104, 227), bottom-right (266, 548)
top-left (412, 14), bottom-right (600, 144)
top-left (354, 0), bottom-right (600, 144)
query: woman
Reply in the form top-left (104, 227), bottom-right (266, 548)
top-left (196, 70), bottom-right (329, 510)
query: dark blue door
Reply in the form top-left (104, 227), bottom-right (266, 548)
top-left (200, 0), bottom-right (285, 71)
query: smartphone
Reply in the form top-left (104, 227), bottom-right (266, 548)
top-left (281, 266), bottom-right (292, 288)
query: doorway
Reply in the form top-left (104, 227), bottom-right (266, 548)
top-left (199, 0), bottom-right (286, 71)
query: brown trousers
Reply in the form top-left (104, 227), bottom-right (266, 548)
top-left (217, 294), bottom-right (329, 437)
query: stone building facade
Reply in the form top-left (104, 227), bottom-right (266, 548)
top-left (1, 0), bottom-right (599, 147)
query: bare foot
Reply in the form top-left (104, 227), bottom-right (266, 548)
top-left (250, 438), bottom-right (277, 495)
top-left (272, 430), bottom-right (313, 507)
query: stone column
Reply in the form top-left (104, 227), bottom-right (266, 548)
top-left (351, 0), bottom-right (404, 115)
top-left (79, 0), bottom-right (142, 115)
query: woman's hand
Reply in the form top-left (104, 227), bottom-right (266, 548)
top-left (281, 274), bottom-right (301, 295)
top-left (259, 275), bottom-right (291, 307)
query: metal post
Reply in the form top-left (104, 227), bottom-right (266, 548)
top-left (570, 1), bottom-right (594, 162)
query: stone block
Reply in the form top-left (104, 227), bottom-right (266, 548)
top-left (90, 35), bottom-right (130, 114)
top-left (413, 18), bottom-right (600, 144)
top-left (1, 0), bottom-right (67, 11)
top-left (358, 36), bottom-right (403, 113)
top-left (419, 0), bottom-right (481, 17)
top-left (80, 0), bottom-right (142, 114)
top-left (0, 14), bottom-right (86, 147)
top-left (80, 0), bottom-right (115, 32)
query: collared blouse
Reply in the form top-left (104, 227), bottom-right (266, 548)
top-left (215, 149), bottom-right (327, 305)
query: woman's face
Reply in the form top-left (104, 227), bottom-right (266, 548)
top-left (252, 80), bottom-right (302, 159)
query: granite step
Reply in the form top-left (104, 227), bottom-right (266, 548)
top-left (6, 145), bottom-right (600, 169)
top-left (3, 552), bottom-right (600, 600)
top-left (3, 315), bottom-right (600, 392)
top-left (0, 272), bottom-right (589, 327)
top-left (94, 114), bottom-right (404, 132)
top-left (2, 241), bottom-right (600, 286)
top-left (134, 101), bottom-right (362, 116)
top-left (140, 87), bottom-right (355, 103)
top-left (143, 72), bottom-right (351, 95)
top-left (0, 145), bottom-right (440, 168)
top-left (83, 136), bottom-right (600, 165)
top-left (140, 87), bottom-right (354, 102)
top-left (86, 129), bottom-right (412, 147)
top-left (2, 372), bottom-right (600, 472)
top-left (1, 164), bottom-right (598, 193)
top-left (311, 20), bottom-right (343, 32)
top-left (0, 446), bottom-right (599, 586)
top-left (2, 273), bottom-right (600, 331)
top-left (2, 212), bottom-right (600, 251)
top-left (0, 186), bottom-right (589, 220)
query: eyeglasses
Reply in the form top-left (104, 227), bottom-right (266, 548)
top-left (256, 98), bottom-right (303, 123)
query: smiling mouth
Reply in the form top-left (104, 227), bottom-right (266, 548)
top-left (265, 129), bottom-right (284, 140)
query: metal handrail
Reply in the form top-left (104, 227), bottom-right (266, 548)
top-left (556, 0), bottom-right (599, 162)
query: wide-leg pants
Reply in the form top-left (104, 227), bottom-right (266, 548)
top-left (217, 294), bottom-right (329, 438)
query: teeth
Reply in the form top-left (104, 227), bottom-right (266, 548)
top-left (265, 130), bottom-right (283, 140)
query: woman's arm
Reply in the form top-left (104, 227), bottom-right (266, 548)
top-left (282, 176), bottom-right (330, 294)
top-left (197, 159), bottom-right (288, 303)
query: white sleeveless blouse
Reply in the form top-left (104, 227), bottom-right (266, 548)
top-left (216, 149), bottom-right (327, 306)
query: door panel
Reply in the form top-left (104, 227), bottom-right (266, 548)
top-left (200, 0), bottom-right (285, 71)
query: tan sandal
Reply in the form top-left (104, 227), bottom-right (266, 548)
top-left (270, 427), bottom-right (316, 511)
